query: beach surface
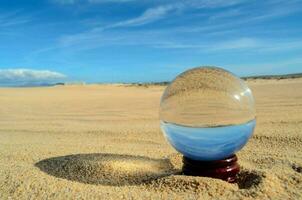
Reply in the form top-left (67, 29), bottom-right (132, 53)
top-left (0, 79), bottom-right (301, 199)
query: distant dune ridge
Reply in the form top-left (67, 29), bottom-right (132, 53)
top-left (0, 78), bottom-right (301, 199)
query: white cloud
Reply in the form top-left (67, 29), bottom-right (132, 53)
top-left (52, 0), bottom-right (135, 4)
top-left (210, 38), bottom-right (259, 51)
top-left (58, 3), bottom-right (183, 47)
top-left (188, 0), bottom-right (247, 9)
top-left (207, 38), bottom-right (302, 52)
top-left (0, 69), bottom-right (66, 86)
top-left (52, 0), bottom-right (77, 5)
top-left (231, 56), bottom-right (302, 76)
top-left (52, 0), bottom-right (302, 52)
top-left (152, 37), bottom-right (302, 53)
top-left (0, 11), bottom-right (31, 28)
top-left (150, 38), bottom-right (259, 50)
top-left (209, 9), bottom-right (243, 20)
top-left (88, 0), bottom-right (135, 3)
top-left (53, 0), bottom-right (246, 6)
top-left (109, 4), bottom-right (183, 27)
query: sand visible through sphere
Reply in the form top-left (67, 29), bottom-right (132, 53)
top-left (160, 67), bottom-right (255, 128)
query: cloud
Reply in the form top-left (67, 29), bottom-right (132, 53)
top-left (150, 38), bottom-right (259, 50)
top-left (232, 56), bottom-right (302, 76)
top-left (0, 69), bottom-right (66, 86)
top-left (208, 38), bottom-right (302, 52)
top-left (210, 38), bottom-right (259, 51)
top-left (208, 9), bottom-right (243, 20)
top-left (56, 0), bottom-right (255, 46)
top-left (188, 0), bottom-right (247, 9)
top-left (52, 0), bottom-right (77, 4)
top-left (53, 0), bottom-right (245, 7)
top-left (88, 0), bottom-right (135, 3)
top-left (52, 0), bottom-right (135, 4)
top-left (58, 4), bottom-right (183, 46)
top-left (153, 37), bottom-right (302, 53)
top-left (52, 0), bottom-right (302, 53)
top-left (0, 11), bottom-right (31, 28)
top-left (109, 4), bottom-right (183, 27)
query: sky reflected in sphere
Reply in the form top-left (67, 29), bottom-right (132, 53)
top-left (161, 120), bottom-right (255, 160)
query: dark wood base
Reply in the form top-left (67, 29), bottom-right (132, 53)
top-left (182, 154), bottom-right (240, 183)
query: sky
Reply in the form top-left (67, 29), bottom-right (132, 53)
top-left (0, 0), bottom-right (302, 85)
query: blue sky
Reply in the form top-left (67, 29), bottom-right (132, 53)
top-left (0, 0), bottom-right (302, 85)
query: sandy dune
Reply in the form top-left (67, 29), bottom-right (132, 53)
top-left (0, 79), bottom-right (301, 199)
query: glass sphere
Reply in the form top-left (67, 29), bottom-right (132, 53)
top-left (160, 67), bottom-right (256, 161)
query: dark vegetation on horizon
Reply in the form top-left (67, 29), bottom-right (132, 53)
top-left (128, 72), bottom-right (302, 87)
top-left (242, 72), bottom-right (302, 80)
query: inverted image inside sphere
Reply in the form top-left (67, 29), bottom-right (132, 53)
top-left (160, 67), bottom-right (256, 127)
top-left (160, 119), bottom-right (256, 160)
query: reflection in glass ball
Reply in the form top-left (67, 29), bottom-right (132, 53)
top-left (160, 67), bottom-right (256, 161)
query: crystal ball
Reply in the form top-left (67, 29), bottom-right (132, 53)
top-left (160, 67), bottom-right (256, 161)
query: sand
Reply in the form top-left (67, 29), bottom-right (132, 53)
top-left (0, 79), bottom-right (301, 199)
top-left (160, 67), bottom-right (255, 127)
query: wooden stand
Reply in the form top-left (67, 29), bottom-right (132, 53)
top-left (182, 154), bottom-right (240, 183)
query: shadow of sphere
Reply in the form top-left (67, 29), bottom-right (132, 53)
top-left (35, 153), bottom-right (176, 186)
